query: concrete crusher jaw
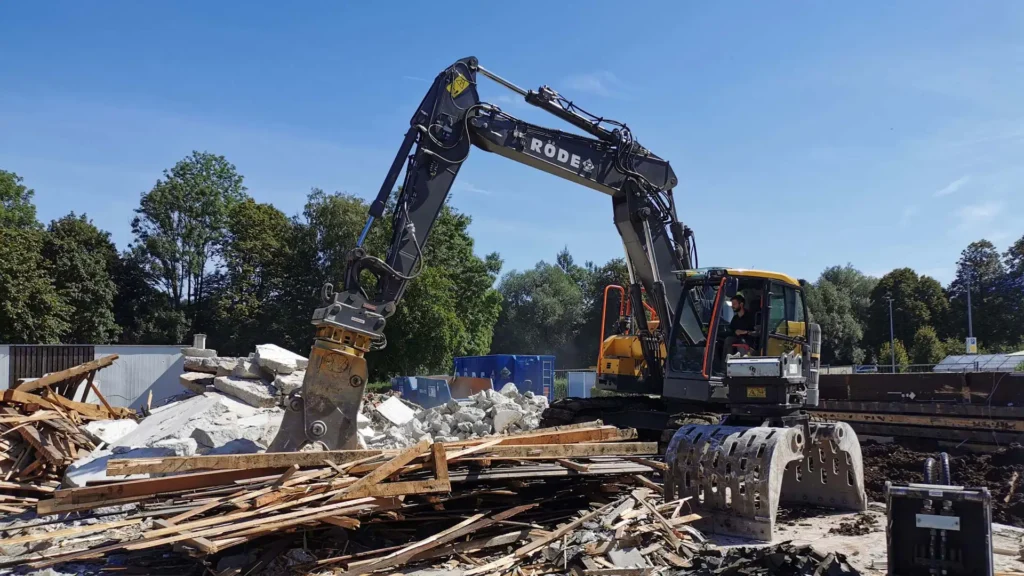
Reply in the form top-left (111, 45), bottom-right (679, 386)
top-left (664, 421), bottom-right (867, 541)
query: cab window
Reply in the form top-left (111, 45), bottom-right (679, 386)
top-left (768, 283), bottom-right (805, 337)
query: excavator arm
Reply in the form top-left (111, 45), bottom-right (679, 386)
top-left (269, 56), bottom-right (695, 451)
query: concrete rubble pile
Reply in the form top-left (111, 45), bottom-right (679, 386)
top-left (362, 382), bottom-right (548, 448)
top-left (179, 342), bottom-right (307, 408)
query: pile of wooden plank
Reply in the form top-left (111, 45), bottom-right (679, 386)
top-left (0, 423), bottom-right (707, 575)
top-left (0, 373), bottom-right (136, 515)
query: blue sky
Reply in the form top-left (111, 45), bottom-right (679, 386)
top-left (2, 2), bottom-right (1022, 285)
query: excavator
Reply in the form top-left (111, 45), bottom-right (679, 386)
top-left (268, 56), bottom-right (866, 540)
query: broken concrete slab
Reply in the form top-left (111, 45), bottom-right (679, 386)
top-left (191, 424), bottom-right (266, 451)
top-left (110, 393), bottom-right (227, 449)
top-left (151, 437), bottom-right (198, 457)
top-left (214, 375), bottom-right (278, 408)
top-left (64, 447), bottom-right (171, 488)
top-left (179, 371), bottom-right (215, 394)
top-left (499, 382), bottom-right (520, 397)
top-left (207, 438), bottom-right (263, 455)
top-left (182, 347), bottom-right (218, 358)
top-left (376, 396), bottom-right (417, 426)
top-left (232, 359), bottom-right (262, 380)
top-left (273, 371), bottom-right (304, 395)
top-left (492, 409), bottom-right (523, 433)
top-left (254, 344), bottom-right (308, 374)
top-left (83, 419), bottom-right (139, 445)
top-left (184, 356), bottom-right (237, 374)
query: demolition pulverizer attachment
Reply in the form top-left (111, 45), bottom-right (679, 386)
top-left (664, 421), bottom-right (866, 540)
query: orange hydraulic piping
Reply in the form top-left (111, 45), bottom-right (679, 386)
top-left (701, 278), bottom-right (726, 379)
top-left (597, 285), bottom-right (626, 376)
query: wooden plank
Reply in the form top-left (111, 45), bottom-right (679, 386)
top-left (625, 457), bottom-right (668, 471)
top-left (37, 468), bottom-right (282, 515)
top-left (168, 490), bottom-right (245, 524)
top-left (345, 479), bottom-right (450, 499)
top-left (633, 491), bottom-right (681, 549)
top-left (431, 442), bottom-right (449, 483)
top-left (2, 389), bottom-right (133, 420)
top-left (0, 518), bottom-right (140, 546)
top-left (110, 442), bottom-right (659, 476)
top-left (556, 459), bottom-right (590, 473)
top-left (0, 480), bottom-right (56, 493)
top-left (16, 355), bottom-right (118, 393)
top-left (320, 516), bottom-right (360, 529)
top-left (813, 410), bottom-right (1024, 432)
top-left (84, 371), bottom-right (117, 419)
top-left (583, 570), bottom-right (652, 576)
top-left (17, 424), bottom-right (67, 465)
top-left (153, 519), bottom-right (217, 554)
top-left (272, 464), bottom-right (300, 486)
top-left (633, 475), bottom-right (663, 494)
top-left (331, 440), bottom-right (430, 501)
top-left (0, 411), bottom-right (62, 425)
top-left (106, 450), bottom-right (386, 475)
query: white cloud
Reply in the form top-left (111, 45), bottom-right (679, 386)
top-left (562, 71), bottom-right (621, 97)
top-left (956, 200), bottom-right (1003, 230)
top-left (934, 175), bottom-right (970, 197)
top-left (899, 205), bottom-right (918, 227)
top-left (457, 181), bottom-right (494, 196)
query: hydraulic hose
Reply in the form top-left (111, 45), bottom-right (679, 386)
top-left (939, 452), bottom-right (952, 485)
top-left (924, 457), bottom-right (936, 484)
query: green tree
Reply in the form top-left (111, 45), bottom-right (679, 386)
top-left (909, 326), bottom-right (943, 365)
top-left (131, 151), bottom-right (246, 335)
top-left (947, 240), bottom-right (1009, 349)
top-left (865, 268), bottom-right (949, 359)
top-left (41, 213), bottom-right (120, 343)
top-left (111, 247), bottom-right (187, 344)
top-left (0, 170), bottom-right (40, 230)
top-left (491, 260), bottom-right (585, 364)
top-left (878, 339), bottom-right (910, 371)
top-left (210, 199), bottom-right (292, 355)
top-left (0, 228), bottom-right (71, 342)
top-left (804, 264), bottom-right (877, 365)
top-left (1003, 234), bottom-right (1024, 349)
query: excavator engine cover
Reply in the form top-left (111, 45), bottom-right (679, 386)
top-left (664, 421), bottom-right (866, 540)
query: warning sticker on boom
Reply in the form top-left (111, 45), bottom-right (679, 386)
top-left (746, 386), bottom-right (766, 398)
top-left (446, 74), bottom-right (470, 98)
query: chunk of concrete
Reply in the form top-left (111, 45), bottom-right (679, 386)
top-left (184, 356), bottom-right (236, 374)
top-left (191, 425), bottom-right (265, 451)
top-left (214, 375), bottom-right (278, 408)
top-left (455, 406), bottom-right (486, 424)
top-left (499, 382), bottom-right (520, 397)
top-left (493, 409), bottom-right (523, 434)
top-left (232, 359), bottom-right (263, 380)
top-left (83, 419), bottom-right (138, 445)
top-left (182, 347), bottom-right (218, 358)
top-left (151, 437), bottom-right (198, 457)
top-left (110, 393), bottom-right (227, 449)
top-left (179, 372), bottom-right (214, 394)
top-left (207, 438), bottom-right (263, 455)
top-left (273, 371), bottom-right (304, 395)
top-left (376, 396), bottom-right (416, 426)
top-left (254, 344), bottom-right (308, 374)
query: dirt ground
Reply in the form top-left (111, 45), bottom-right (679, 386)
top-left (861, 441), bottom-right (1024, 527)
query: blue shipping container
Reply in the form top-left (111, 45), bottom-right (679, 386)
top-left (390, 376), bottom-right (453, 409)
top-left (453, 355), bottom-right (555, 401)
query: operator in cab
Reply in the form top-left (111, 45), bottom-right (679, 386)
top-left (722, 294), bottom-right (756, 365)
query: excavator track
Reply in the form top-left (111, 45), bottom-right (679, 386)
top-left (540, 396), bottom-right (721, 444)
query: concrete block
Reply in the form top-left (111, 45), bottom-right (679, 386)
top-left (254, 344), bottom-right (308, 374)
top-left (472, 421), bottom-right (491, 436)
top-left (152, 437), bottom-right (198, 457)
top-left (83, 419), bottom-right (138, 445)
top-left (455, 406), bottom-right (486, 424)
top-left (493, 409), bottom-right (524, 433)
top-left (232, 359), bottom-right (263, 380)
top-left (207, 439), bottom-right (263, 455)
top-left (191, 425), bottom-right (265, 451)
top-left (214, 376), bottom-right (278, 408)
top-left (499, 382), bottom-right (520, 397)
top-left (377, 396), bottom-right (416, 426)
top-left (182, 347), bottom-right (218, 358)
top-left (179, 372), bottom-right (215, 394)
top-left (184, 356), bottom-right (236, 374)
top-left (273, 371), bottom-right (304, 395)
top-left (111, 393), bottom-right (228, 449)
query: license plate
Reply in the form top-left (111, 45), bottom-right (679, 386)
top-left (746, 386), bottom-right (766, 398)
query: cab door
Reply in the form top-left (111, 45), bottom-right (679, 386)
top-left (765, 282), bottom-right (807, 356)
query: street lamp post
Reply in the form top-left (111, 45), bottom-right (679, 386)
top-left (965, 268), bottom-right (974, 340)
top-left (885, 293), bottom-right (895, 372)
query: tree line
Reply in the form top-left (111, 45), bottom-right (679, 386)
top-left (802, 240), bottom-right (1024, 367)
top-left (1, 151), bottom-right (1022, 378)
